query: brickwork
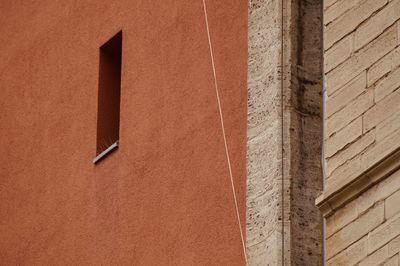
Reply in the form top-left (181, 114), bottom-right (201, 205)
top-left (320, 0), bottom-right (400, 264)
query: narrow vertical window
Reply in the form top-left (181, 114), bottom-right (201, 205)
top-left (94, 31), bottom-right (122, 164)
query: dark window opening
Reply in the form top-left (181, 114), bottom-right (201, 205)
top-left (94, 31), bottom-right (122, 164)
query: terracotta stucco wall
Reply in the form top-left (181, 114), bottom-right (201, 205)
top-left (317, 0), bottom-right (400, 264)
top-left (0, 1), bottom-right (247, 264)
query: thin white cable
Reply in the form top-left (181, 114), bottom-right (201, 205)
top-left (201, 0), bottom-right (248, 264)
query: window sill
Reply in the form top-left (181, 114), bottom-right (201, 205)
top-left (93, 141), bottom-right (118, 164)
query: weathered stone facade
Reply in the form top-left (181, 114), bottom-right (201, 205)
top-left (247, 0), bottom-right (283, 264)
top-left (248, 0), bottom-right (400, 265)
top-left (247, 0), bottom-right (323, 264)
top-left (317, 0), bottom-right (400, 265)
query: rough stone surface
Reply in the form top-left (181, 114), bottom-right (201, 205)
top-left (325, 169), bottom-right (400, 264)
top-left (326, 71), bottom-right (366, 117)
top-left (324, 33), bottom-right (353, 73)
top-left (325, 116), bottom-right (362, 158)
top-left (327, 202), bottom-right (384, 259)
top-left (354, 0), bottom-right (400, 50)
top-left (368, 213), bottom-right (400, 253)
top-left (247, 0), bottom-right (323, 265)
top-left (324, 0), bottom-right (360, 26)
top-left (324, 0), bottom-right (387, 49)
top-left (327, 236), bottom-right (368, 266)
top-left (247, 0), bottom-right (282, 264)
top-left (326, 25), bottom-right (397, 95)
top-left (367, 46), bottom-right (400, 86)
top-left (385, 189), bottom-right (400, 219)
top-left (326, 129), bottom-right (375, 178)
top-left (321, 1), bottom-right (400, 263)
top-left (284, 1), bottom-right (323, 265)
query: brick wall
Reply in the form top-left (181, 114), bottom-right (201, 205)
top-left (320, 0), bottom-right (400, 264)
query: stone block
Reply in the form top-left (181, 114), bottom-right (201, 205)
top-left (374, 66), bottom-right (400, 102)
top-left (354, 0), bottom-right (400, 50)
top-left (382, 255), bottom-right (398, 266)
top-left (327, 236), bottom-right (368, 266)
top-left (375, 170), bottom-right (400, 204)
top-left (398, 21), bottom-right (400, 44)
top-left (326, 199), bottom-right (358, 237)
top-left (367, 46), bottom-right (400, 86)
top-left (359, 245), bottom-right (388, 266)
top-left (324, 0), bottom-right (338, 11)
top-left (326, 25), bottom-right (397, 95)
top-left (356, 185), bottom-right (379, 216)
top-left (326, 129), bottom-right (375, 177)
top-left (388, 235), bottom-right (400, 257)
top-left (385, 189), bottom-right (400, 219)
top-left (324, 0), bottom-right (359, 26)
top-left (325, 117), bottom-right (362, 158)
top-left (376, 112), bottom-right (400, 141)
top-left (368, 213), bottom-right (400, 253)
top-left (363, 88), bottom-right (400, 132)
top-left (327, 154), bottom-right (362, 188)
top-left (361, 128), bottom-right (400, 171)
top-left (325, 33), bottom-right (353, 73)
top-left (326, 90), bottom-right (373, 138)
top-left (326, 202), bottom-right (384, 259)
top-left (324, 0), bottom-right (387, 49)
top-left (326, 71), bottom-right (366, 118)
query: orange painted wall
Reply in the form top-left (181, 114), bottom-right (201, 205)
top-left (0, 1), bottom-right (247, 265)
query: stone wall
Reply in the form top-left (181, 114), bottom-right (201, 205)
top-left (247, 0), bottom-right (283, 264)
top-left (325, 169), bottom-right (400, 265)
top-left (247, 0), bottom-right (323, 264)
top-left (317, 0), bottom-right (400, 264)
top-left (283, 1), bottom-right (324, 264)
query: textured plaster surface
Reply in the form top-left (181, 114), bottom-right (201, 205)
top-left (0, 1), bottom-right (247, 265)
